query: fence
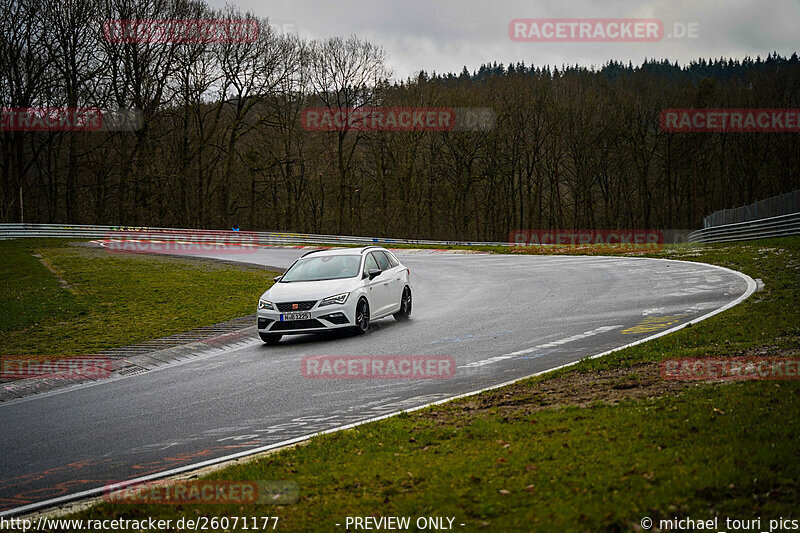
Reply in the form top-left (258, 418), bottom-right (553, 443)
top-left (688, 212), bottom-right (800, 243)
top-left (703, 190), bottom-right (800, 228)
top-left (690, 190), bottom-right (800, 243)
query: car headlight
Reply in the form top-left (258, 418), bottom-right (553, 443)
top-left (258, 299), bottom-right (274, 310)
top-left (319, 293), bottom-right (349, 306)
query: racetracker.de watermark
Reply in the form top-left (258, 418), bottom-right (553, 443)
top-left (103, 480), bottom-right (298, 504)
top-left (509, 18), bottom-right (664, 42)
top-left (103, 19), bottom-right (259, 43)
top-left (661, 357), bottom-right (800, 381)
top-left (300, 107), bottom-right (495, 132)
top-left (301, 355), bottom-right (456, 379)
top-left (1, 356), bottom-right (112, 380)
top-left (102, 230), bottom-right (258, 255)
top-left (509, 229), bottom-right (664, 249)
top-left (0, 107), bottom-right (142, 132)
top-left (660, 108), bottom-right (800, 132)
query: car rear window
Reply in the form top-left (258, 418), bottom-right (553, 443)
top-left (383, 251), bottom-right (400, 267)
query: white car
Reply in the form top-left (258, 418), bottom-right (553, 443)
top-left (256, 246), bottom-right (412, 344)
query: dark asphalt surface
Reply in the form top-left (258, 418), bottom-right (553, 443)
top-left (0, 248), bottom-right (752, 515)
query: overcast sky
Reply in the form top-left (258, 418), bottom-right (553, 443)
top-left (209, 0), bottom-right (800, 80)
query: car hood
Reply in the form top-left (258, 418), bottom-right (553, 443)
top-left (261, 278), bottom-right (358, 302)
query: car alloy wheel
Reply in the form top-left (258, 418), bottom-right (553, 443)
top-left (354, 298), bottom-right (370, 334)
top-left (394, 287), bottom-right (412, 321)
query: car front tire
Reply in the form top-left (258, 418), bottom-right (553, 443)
top-left (353, 298), bottom-right (370, 334)
top-left (393, 287), bottom-right (412, 321)
top-left (259, 332), bottom-right (282, 344)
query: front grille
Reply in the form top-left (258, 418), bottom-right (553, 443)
top-left (271, 319), bottom-right (325, 331)
top-left (276, 301), bottom-right (317, 312)
top-left (320, 313), bottom-right (349, 325)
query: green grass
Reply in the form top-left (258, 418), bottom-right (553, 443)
top-left (0, 240), bottom-right (87, 334)
top-left (0, 239), bottom-right (279, 356)
top-left (69, 381), bottom-right (799, 532)
top-left (58, 237), bottom-right (800, 532)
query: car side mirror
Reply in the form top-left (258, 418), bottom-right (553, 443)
top-left (273, 275), bottom-right (282, 282)
top-left (368, 268), bottom-right (382, 280)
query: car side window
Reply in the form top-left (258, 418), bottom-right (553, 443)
top-left (363, 253), bottom-right (379, 276)
top-left (383, 251), bottom-right (399, 268)
top-left (374, 251), bottom-right (391, 271)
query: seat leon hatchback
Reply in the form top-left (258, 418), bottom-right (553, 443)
top-left (256, 246), bottom-right (412, 344)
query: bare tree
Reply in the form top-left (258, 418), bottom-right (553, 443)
top-left (309, 35), bottom-right (390, 234)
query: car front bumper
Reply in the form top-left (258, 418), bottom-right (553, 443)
top-left (257, 300), bottom-right (356, 335)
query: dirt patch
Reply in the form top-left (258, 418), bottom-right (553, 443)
top-left (422, 347), bottom-right (799, 425)
top-left (733, 343), bottom-right (800, 357)
top-left (421, 363), bottom-right (699, 425)
top-left (32, 251), bottom-right (75, 293)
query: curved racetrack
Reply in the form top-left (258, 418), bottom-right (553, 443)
top-left (0, 247), bottom-right (754, 515)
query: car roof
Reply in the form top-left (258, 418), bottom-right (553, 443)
top-left (300, 246), bottom-right (387, 258)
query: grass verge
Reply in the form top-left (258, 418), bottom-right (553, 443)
top-left (58, 237), bottom-right (800, 532)
top-left (0, 239), bottom-right (279, 356)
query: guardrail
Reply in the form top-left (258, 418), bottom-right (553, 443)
top-left (12, 222), bottom-right (785, 247)
top-left (688, 212), bottom-right (800, 243)
top-left (0, 223), bottom-right (515, 248)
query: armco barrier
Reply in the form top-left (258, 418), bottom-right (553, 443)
top-left (0, 223), bottom-right (514, 248)
top-left (688, 212), bottom-right (800, 243)
top-left (0, 223), bottom-right (705, 246)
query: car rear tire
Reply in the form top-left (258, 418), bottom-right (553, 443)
top-left (393, 287), bottom-right (412, 321)
top-left (353, 298), bottom-right (370, 334)
top-left (259, 332), bottom-right (282, 344)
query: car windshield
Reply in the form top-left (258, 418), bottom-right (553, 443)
top-left (280, 255), bottom-right (362, 282)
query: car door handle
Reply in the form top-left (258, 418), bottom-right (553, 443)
top-left (394, 276), bottom-right (401, 280)
top-left (383, 282), bottom-right (389, 285)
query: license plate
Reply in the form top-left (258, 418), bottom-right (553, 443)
top-left (281, 312), bottom-right (311, 321)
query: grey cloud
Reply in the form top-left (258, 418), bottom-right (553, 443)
top-left (211, 0), bottom-right (800, 79)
